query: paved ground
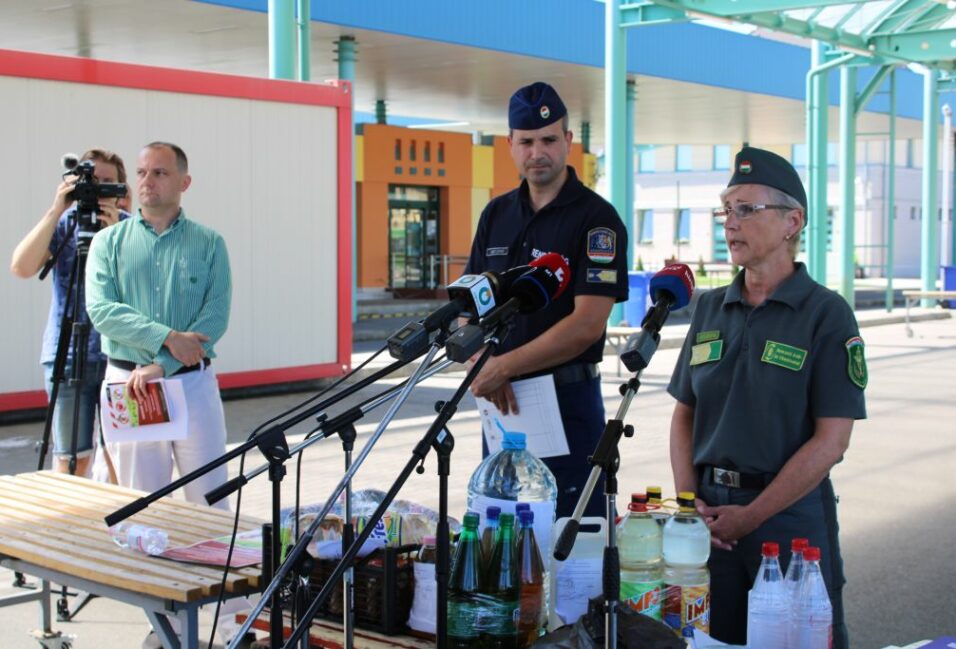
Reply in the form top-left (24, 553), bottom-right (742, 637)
top-left (0, 308), bottom-right (953, 648)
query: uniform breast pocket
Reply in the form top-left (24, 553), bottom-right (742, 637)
top-left (176, 259), bottom-right (209, 300)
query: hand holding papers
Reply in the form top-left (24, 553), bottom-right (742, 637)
top-left (475, 375), bottom-right (569, 458)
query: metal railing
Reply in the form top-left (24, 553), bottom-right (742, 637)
top-left (428, 254), bottom-right (470, 289)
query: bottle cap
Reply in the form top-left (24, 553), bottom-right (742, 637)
top-left (630, 493), bottom-right (648, 504)
top-left (499, 512), bottom-right (515, 527)
top-left (791, 537), bottom-right (809, 552)
top-left (486, 506), bottom-right (501, 521)
top-left (463, 512), bottom-right (480, 528)
top-left (646, 486), bottom-right (663, 501)
top-left (761, 541), bottom-right (779, 557)
top-left (422, 535), bottom-right (437, 546)
top-left (803, 546), bottom-right (821, 562)
top-left (518, 509), bottom-right (534, 525)
top-left (502, 432), bottom-right (527, 450)
top-left (628, 501), bottom-right (648, 513)
top-left (515, 502), bottom-right (530, 513)
top-left (677, 491), bottom-right (696, 510)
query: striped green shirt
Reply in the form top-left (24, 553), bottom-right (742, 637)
top-left (85, 210), bottom-right (231, 377)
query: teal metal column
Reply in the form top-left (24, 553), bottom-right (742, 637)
top-left (941, 104), bottom-right (952, 268)
top-left (920, 69), bottom-right (940, 305)
top-left (337, 36), bottom-right (358, 321)
top-left (625, 80), bottom-right (637, 272)
top-left (806, 42), bottom-right (831, 283)
top-left (268, 0), bottom-right (294, 80)
top-left (838, 66), bottom-right (857, 303)
top-left (296, 0), bottom-right (310, 81)
top-left (886, 70), bottom-right (896, 312)
top-left (606, 0), bottom-right (627, 325)
top-left (581, 121), bottom-right (591, 154)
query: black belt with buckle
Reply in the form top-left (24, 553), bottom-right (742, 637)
top-left (701, 465), bottom-right (774, 490)
top-left (108, 357), bottom-right (210, 377)
top-left (514, 362), bottom-right (600, 387)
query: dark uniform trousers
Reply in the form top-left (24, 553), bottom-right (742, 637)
top-left (482, 372), bottom-right (606, 520)
top-left (699, 472), bottom-right (847, 649)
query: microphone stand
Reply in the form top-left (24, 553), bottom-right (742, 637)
top-left (279, 323), bottom-right (509, 649)
top-left (226, 333), bottom-right (450, 648)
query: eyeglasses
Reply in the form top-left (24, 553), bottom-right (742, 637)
top-left (713, 203), bottom-right (793, 220)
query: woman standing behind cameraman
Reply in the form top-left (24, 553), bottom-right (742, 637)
top-left (10, 148), bottom-right (129, 477)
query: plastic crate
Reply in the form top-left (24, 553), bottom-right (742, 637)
top-left (307, 544), bottom-right (417, 635)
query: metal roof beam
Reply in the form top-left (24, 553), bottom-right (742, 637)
top-left (864, 0), bottom-right (927, 34)
top-left (667, 0), bottom-right (870, 16)
top-left (868, 28), bottom-right (956, 63)
top-left (620, 2), bottom-right (688, 27)
top-left (898, 2), bottom-right (952, 33)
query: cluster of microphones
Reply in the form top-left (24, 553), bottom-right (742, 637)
top-left (387, 252), bottom-right (696, 370)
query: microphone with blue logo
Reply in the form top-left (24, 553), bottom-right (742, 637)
top-left (620, 263), bottom-right (695, 372)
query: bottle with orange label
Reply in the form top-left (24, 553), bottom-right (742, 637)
top-left (662, 491), bottom-right (711, 639)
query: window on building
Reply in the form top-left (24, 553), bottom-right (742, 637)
top-left (675, 208), bottom-right (691, 243)
top-left (424, 141), bottom-right (431, 162)
top-left (438, 142), bottom-right (445, 163)
top-left (394, 139), bottom-right (402, 161)
top-left (638, 147), bottom-right (655, 173)
top-left (712, 211), bottom-right (728, 262)
top-left (713, 145), bottom-right (730, 170)
top-left (906, 139), bottom-right (914, 168)
top-left (409, 140), bottom-right (417, 162)
top-left (676, 145), bottom-right (693, 172)
top-left (792, 143), bottom-right (808, 168)
top-left (639, 209), bottom-right (654, 243)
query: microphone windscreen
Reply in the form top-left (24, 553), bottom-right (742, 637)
top-left (650, 263), bottom-right (695, 310)
top-left (61, 153), bottom-right (79, 170)
top-left (529, 252), bottom-right (571, 298)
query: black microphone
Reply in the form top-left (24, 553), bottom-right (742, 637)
top-left (445, 253), bottom-right (570, 363)
top-left (61, 152), bottom-right (79, 171)
top-left (620, 263), bottom-right (695, 372)
top-left (387, 265), bottom-right (530, 361)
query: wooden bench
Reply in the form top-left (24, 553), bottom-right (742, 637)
top-left (901, 290), bottom-right (956, 337)
top-left (0, 471), bottom-right (263, 649)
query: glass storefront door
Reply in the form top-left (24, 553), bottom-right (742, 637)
top-left (388, 185), bottom-right (440, 290)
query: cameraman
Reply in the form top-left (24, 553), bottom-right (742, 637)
top-left (10, 149), bottom-right (129, 477)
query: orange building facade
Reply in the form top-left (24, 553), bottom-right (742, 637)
top-left (356, 123), bottom-right (592, 292)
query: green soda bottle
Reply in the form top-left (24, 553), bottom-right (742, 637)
top-left (447, 511), bottom-right (485, 648)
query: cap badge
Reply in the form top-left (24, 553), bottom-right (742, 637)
top-left (539, 105), bottom-right (550, 119)
top-left (739, 160), bottom-right (752, 174)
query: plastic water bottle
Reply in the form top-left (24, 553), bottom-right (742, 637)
top-left (447, 512), bottom-right (485, 648)
top-left (110, 522), bottom-right (168, 556)
top-left (645, 486), bottom-right (670, 527)
top-left (747, 542), bottom-right (788, 647)
top-left (467, 432), bottom-right (558, 566)
top-left (516, 510), bottom-right (545, 648)
top-left (407, 535), bottom-right (438, 635)
top-left (482, 506), bottom-right (501, 567)
top-left (785, 537), bottom-right (810, 602)
top-left (618, 494), bottom-right (663, 620)
top-left (484, 512), bottom-right (519, 649)
top-left (662, 491), bottom-right (710, 638)
top-left (787, 546), bottom-right (832, 649)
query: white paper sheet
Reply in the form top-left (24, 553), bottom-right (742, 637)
top-left (100, 378), bottom-right (189, 443)
top-left (476, 375), bottom-right (569, 458)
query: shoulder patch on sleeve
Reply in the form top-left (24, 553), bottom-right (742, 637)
top-left (845, 336), bottom-right (867, 389)
top-left (587, 227), bottom-right (616, 264)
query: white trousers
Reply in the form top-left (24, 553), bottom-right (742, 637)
top-left (102, 363), bottom-right (249, 642)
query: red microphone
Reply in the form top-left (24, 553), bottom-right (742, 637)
top-left (529, 252), bottom-right (571, 300)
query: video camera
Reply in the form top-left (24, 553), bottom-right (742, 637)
top-left (63, 156), bottom-right (127, 232)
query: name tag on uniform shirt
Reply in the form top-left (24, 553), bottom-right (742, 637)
top-left (486, 247), bottom-right (509, 257)
top-left (761, 340), bottom-right (807, 371)
top-left (690, 340), bottom-right (723, 365)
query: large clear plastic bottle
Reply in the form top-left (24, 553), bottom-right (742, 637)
top-left (110, 522), bottom-right (168, 556)
top-left (467, 432), bottom-right (558, 564)
top-left (785, 537), bottom-right (810, 602)
top-left (787, 546), bottom-right (832, 649)
top-left (662, 491), bottom-right (710, 639)
top-left (618, 494), bottom-right (663, 620)
top-left (747, 541), bottom-right (788, 648)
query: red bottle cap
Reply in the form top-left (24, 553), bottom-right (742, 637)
top-left (803, 546), bottom-right (821, 561)
top-left (791, 538), bottom-right (809, 551)
top-left (628, 501), bottom-right (648, 513)
top-left (761, 542), bottom-right (779, 557)
top-left (631, 493), bottom-right (648, 504)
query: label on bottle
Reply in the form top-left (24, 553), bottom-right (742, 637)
top-left (621, 579), bottom-right (663, 621)
top-left (663, 583), bottom-right (710, 638)
top-left (447, 597), bottom-right (482, 639)
top-left (479, 596), bottom-right (519, 635)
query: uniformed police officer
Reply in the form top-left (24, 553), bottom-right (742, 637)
top-left (668, 147), bottom-right (866, 647)
top-left (464, 82), bottom-right (629, 517)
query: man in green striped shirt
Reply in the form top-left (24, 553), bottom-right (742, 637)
top-left (86, 141), bottom-right (231, 505)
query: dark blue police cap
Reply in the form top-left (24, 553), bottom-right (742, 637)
top-left (509, 82), bottom-right (567, 130)
top-left (728, 146), bottom-right (808, 214)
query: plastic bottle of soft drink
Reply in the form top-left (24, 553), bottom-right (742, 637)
top-left (787, 546), bottom-right (832, 649)
top-left (485, 512), bottom-right (519, 649)
top-left (646, 486), bottom-right (670, 527)
top-left (747, 542), bottom-right (788, 647)
top-left (662, 491), bottom-right (710, 639)
top-left (516, 509), bottom-right (545, 648)
top-left (110, 522), bottom-right (168, 555)
top-left (785, 537), bottom-right (810, 602)
top-left (407, 535), bottom-right (438, 635)
top-left (447, 512), bottom-right (485, 648)
top-left (618, 494), bottom-right (663, 621)
top-left (482, 506), bottom-right (501, 568)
